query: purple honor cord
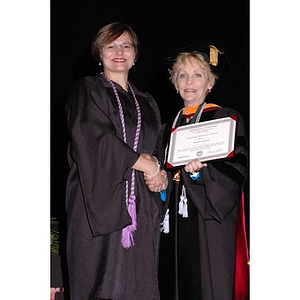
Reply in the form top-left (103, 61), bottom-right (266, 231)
top-left (102, 73), bottom-right (141, 248)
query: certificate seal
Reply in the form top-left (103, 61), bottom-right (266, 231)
top-left (196, 151), bottom-right (203, 157)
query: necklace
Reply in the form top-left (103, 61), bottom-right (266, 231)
top-left (101, 72), bottom-right (141, 248)
top-left (172, 101), bottom-right (206, 128)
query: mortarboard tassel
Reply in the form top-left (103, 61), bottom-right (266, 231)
top-left (209, 45), bottom-right (223, 67)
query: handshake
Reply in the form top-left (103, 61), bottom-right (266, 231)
top-left (138, 154), bottom-right (207, 193)
top-left (140, 154), bottom-right (168, 193)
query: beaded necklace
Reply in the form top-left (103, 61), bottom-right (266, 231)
top-left (101, 72), bottom-right (141, 248)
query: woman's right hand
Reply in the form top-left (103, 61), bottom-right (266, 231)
top-left (144, 169), bottom-right (168, 192)
top-left (133, 153), bottom-right (168, 192)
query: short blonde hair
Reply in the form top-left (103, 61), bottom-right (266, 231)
top-left (169, 52), bottom-right (218, 86)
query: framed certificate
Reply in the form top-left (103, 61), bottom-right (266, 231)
top-left (166, 116), bottom-right (237, 169)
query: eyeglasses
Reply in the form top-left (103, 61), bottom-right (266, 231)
top-left (104, 42), bottom-right (134, 52)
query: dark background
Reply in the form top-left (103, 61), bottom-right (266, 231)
top-left (51, 0), bottom-right (249, 290)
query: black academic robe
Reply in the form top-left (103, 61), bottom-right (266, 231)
top-left (65, 75), bottom-right (162, 300)
top-left (158, 105), bottom-right (248, 300)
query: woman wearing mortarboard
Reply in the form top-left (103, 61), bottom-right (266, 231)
top-left (145, 42), bottom-right (249, 300)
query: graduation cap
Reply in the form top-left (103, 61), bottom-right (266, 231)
top-left (164, 41), bottom-right (233, 95)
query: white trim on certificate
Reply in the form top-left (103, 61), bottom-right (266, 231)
top-left (166, 116), bottom-right (237, 169)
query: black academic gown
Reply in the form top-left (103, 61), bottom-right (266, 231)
top-left (158, 105), bottom-right (248, 300)
top-left (65, 75), bottom-right (162, 300)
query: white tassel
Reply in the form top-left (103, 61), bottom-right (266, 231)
top-left (178, 185), bottom-right (188, 218)
top-left (160, 209), bottom-right (170, 233)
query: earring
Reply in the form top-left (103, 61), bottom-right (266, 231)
top-left (176, 89), bottom-right (179, 93)
top-left (99, 62), bottom-right (102, 66)
top-left (208, 88), bottom-right (211, 93)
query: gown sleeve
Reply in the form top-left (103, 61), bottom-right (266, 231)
top-left (182, 108), bottom-right (248, 222)
top-left (66, 77), bottom-right (140, 236)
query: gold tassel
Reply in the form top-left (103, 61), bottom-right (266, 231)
top-left (209, 45), bottom-right (224, 66)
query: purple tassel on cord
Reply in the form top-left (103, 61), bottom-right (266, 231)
top-left (121, 194), bottom-right (137, 248)
top-left (102, 75), bottom-right (141, 249)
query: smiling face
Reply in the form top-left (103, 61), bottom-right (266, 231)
top-left (174, 58), bottom-right (214, 107)
top-left (101, 32), bottom-right (136, 77)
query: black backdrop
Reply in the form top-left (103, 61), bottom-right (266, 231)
top-left (51, 0), bottom-right (250, 286)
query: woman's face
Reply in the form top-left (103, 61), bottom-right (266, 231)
top-left (101, 32), bottom-right (136, 75)
top-left (175, 59), bottom-right (213, 107)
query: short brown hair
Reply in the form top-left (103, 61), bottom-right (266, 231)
top-left (91, 22), bottom-right (139, 63)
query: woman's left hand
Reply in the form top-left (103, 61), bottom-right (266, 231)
top-left (184, 159), bottom-right (207, 174)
